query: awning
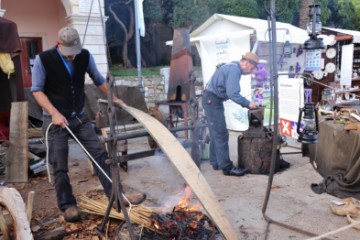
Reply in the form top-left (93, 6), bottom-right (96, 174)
top-left (323, 27), bottom-right (360, 43)
top-left (190, 14), bottom-right (309, 44)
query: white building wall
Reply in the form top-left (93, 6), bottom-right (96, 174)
top-left (64, 0), bottom-right (108, 81)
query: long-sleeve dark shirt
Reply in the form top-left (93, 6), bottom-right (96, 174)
top-left (206, 61), bottom-right (250, 108)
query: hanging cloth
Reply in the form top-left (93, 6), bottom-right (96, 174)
top-left (0, 53), bottom-right (15, 79)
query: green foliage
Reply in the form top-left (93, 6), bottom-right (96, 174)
top-left (338, 0), bottom-right (358, 29)
top-left (110, 66), bottom-right (162, 76)
top-left (263, 0), bottom-right (301, 25)
top-left (168, 0), bottom-right (209, 29)
top-left (141, 0), bottom-right (360, 33)
top-left (143, 0), bottom-right (163, 24)
top-left (208, 0), bottom-right (259, 18)
top-left (326, 0), bottom-right (360, 29)
top-left (346, 0), bottom-right (360, 30)
top-left (316, 0), bottom-right (331, 24)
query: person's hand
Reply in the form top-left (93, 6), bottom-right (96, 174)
top-left (51, 111), bottom-right (68, 128)
top-left (113, 97), bottom-right (127, 107)
top-left (249, 102), bottom-right (258, 109)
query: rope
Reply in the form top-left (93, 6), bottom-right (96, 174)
top-left (64, 125), bottom-right (112, 182)
top-left (306, 220), bottom-right (360, 240)
top-left (44, 122), bottom-right (134, 207)
top-left (45, 122), bottom-right (53, 183)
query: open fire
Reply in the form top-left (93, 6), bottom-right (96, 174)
top-left (149, 185), bottom-right (218, 239)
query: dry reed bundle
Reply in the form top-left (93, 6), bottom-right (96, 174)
top-left (78, 195), bottom-right (160, 231)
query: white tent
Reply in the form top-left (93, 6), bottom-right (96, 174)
top-left (190, 13), bottom-right (309, 84)
top-left (190, 14), bottom-right (309, 131)
top-left (191, 14), bottom-right (308, 44)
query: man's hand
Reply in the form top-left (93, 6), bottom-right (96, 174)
top-left (249, 102), bottom-right (258, 109)
top-left (32, 91), bottom-right (68, 127)
top-left (51, 111), bottom-right (68, 128)
top-left (97, 83), bottom-right (127, 107)
top-left (113, 97), bottom-right (127, 106)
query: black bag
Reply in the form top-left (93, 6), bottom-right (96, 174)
top-left (238, 127), bottom-right (288, 174)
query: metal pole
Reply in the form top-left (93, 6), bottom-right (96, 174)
top-left (262, 0), bottom-right (279, 217)
top-left (134, 0), bottom-right (144, 95)
top-left (260, 2), bottom-right (330, 238)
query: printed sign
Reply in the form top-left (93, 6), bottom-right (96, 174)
top-left (278, 76), bottom-right (304, 139)
top-left (304, 49), bottom-right (322, 71)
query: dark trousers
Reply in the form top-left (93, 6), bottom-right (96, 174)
top-left (202, 90), bottom-right (233, 170)
top-left (42, 114), bottom-right (112, 211)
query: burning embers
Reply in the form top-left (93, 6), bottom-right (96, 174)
top-left (149, 185), bottom-right (218, 239)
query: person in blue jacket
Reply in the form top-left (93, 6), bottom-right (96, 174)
top-left (202, 52), bottom-right (259, 176)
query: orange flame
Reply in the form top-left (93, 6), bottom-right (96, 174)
top-left (175, 185), bottom-right (203, 212)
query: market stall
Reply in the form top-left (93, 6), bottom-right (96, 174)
top-left (308, 27), bottom-right (360, 105)
top-left (189, 13), bottom-right (309, 131)
top-left (304, 27), bottom-right (360, 200)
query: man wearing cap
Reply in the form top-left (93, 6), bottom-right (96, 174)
top-left (31, 26), bottom-right (145, 222)
top-left (202, 52), bottom-right (259, 176)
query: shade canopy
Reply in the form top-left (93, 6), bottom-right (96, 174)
top-left (190, 14), bottom-right (309, 44)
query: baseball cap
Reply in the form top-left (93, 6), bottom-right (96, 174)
top-left (242, 52), bottom-right (260, 66)
top-left (58, 26), bottom-right (82, 55)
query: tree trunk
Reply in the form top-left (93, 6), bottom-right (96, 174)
top-left (109, 0), bottom-right (135, 68)
top-left (299, 0), bottom-right (312, 30)
top-left (122, 41), bottom-right (132, 68)
top-left (125, 3), bottom-right (135, 68)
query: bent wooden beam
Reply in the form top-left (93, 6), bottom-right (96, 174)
top-left (112, 102), bottom-right (238, 240)
top-left (0, 187), bottom-right (33, 240)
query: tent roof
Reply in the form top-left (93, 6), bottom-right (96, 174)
top-left (190, 14), bottom-right (309, 44)
top-left (322, 27), bottom-right (360, 43)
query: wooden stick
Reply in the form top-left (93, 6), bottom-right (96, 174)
top-left (26, 191), bottom-right (35, 222)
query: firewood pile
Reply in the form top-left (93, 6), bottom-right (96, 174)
top-left (148, 206), bottom-right (217, 239)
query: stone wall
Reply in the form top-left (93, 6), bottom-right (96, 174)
top-left (114, 75), bottom-right (167, 108)
top-left (114, 68), bottom-right (203, 108)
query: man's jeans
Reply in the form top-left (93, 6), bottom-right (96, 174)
top-left (202, 90), bottom-right (233, 170)
top-left (42, 114), bottom-right (112, 211)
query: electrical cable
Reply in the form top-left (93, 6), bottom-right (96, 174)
top-left (82, 0), bottom-right (95, 46)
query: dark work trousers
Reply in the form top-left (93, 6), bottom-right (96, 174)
top-left (42, 114), bottom-right (112, 211)
top-left (202, 90), bottom-right (233, 171)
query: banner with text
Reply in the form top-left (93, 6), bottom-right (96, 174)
top-left (278, 76), bottom-right (304, 139)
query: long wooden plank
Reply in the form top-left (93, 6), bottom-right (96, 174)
top-left (6, 101), bottom-right (29, 182)
top-left (117, 103), bottom-right (238, 240)
top-left (0, 187), bottom-right (33, 239)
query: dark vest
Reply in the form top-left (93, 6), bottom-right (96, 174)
top-left (39, 47), bottom-right (89, 118)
